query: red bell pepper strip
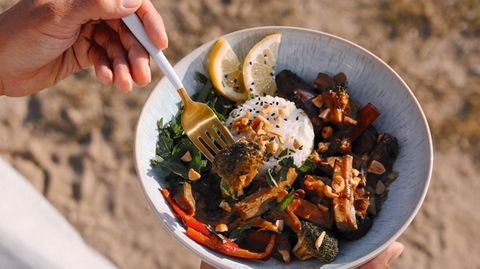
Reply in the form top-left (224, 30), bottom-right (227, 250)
top-left (160, 188), bottom-right (211, 236)
top-left (349, 103), bottom-right (380, 141)
top-left (186, 227), bottom-right (277, 260)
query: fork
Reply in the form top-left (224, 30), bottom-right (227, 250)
top-left (122, 14), bottom-right (234, 161)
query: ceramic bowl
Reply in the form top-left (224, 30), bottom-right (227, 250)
top-left (134, 26), bottom-right (433, 269)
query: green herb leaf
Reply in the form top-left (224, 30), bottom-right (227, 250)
top-left (220, 180), bottom-right (232, 197)
top-left (276, 191), bottom-right (295, 211)
top-left (265, 169), bottom-right (278, 187)
top-left (278, 148), bottom-right (290, 158)
top-left (229, 224), bottom-right (252, 242)
top-left (206, 225), bottom-right (227, 244)
top-left (299, 159), bottom-right (315, 173)
top-left (151, 155), bottom-right (188, 179)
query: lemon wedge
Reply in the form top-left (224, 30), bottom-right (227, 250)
top-left (208, 39), bottom-right (247, 102)
top-left (242, 33), bottom-right (281, 97)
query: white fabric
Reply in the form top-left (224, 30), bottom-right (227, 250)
top-left (0, 158), bottom-right (118, 269)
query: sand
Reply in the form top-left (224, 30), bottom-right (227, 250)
top-left (1, 0), bottom-right (479, 268)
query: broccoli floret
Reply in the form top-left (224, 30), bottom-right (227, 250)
top-left (212, 139), bottom-right (264, 197)
top-left (292, 221), bottom-right (339, 263)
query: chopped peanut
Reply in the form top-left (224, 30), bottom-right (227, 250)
top-left (323, 185), bottom-right (339, 198)
top-left (318, 108), bottom-right (330, 120)
top-left (344, 116), bottom-right (358, 125)
top-left (188, 168), bottom-right (201, 181)
top-left (219, 200), bottom-right (232, 212)
top-left (321, 126), bottom-right (333, 139)
top-left (266, 140), bottom-right (279, 153)
top-left (293, 139), bottom-right (302, 149)
top-left (368, 160), bottom-right (386, 175)
top-left (215, 223), bottom-right (229, 233)
top-left (315, 231), bottom-right (326, 250)
top-left (312, 95), bottom-right (323, 108)
top-left (261, 104), bottom-right (272, 115)
top-left (317, 142), bottom-right (330, 153)
top-left (180, 151), bottom-right (192, 162)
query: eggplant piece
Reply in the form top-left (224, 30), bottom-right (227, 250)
top-left (334, 216), bottom-right (372, 241)
top-left (314, 72), bottom-right (335, 92)
top-left (276, 70), bottom-right (316, 98)
top-left (366, 134), bottom-right (399, 186)
top-left (369, 133), bottom-right (399, 171)
top-left (273, 230), bottom-right (292, 264)
top-left (276, 70), bottom-right (323, 135)
top-left (352, 126), bottom-right (378, 155)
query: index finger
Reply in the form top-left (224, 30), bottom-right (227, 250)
top-left (135, 0), bottom-right (168, 49)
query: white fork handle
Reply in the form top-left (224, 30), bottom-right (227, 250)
top-left (122, 13), bottom-right (184, 90)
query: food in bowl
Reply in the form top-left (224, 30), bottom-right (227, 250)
top-left (151, 34), bottom-right (400, 265)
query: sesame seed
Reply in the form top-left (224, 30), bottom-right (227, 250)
top-left (263, 92), bottom-right (267, 96)
top-left (271, 113), bottom-right (276, 116)
top-left (276, 125), bottom-right (280, 128)
top-left (276, 102), bottom-right (279, 105)
top-left (284, 118), bottom-right (288, 121)
top-left (249, 61), bottom-right (252, 65)
top-left (224, 74), bottom-right (228, 78)
top-left (264, 60), bottom-right (267, 64)
top-left (255, 102), bottom-right (259, 105)
top-left (296, 116), bottom-right (299, 121)
top-left (256, 111), bottom-right (260, 113)
top-left (234, 79), bottom-right (237, 83)
top-left (266, 117), bottom-right (270, 120)
top-left (270, 72), bottom-right (274, 76)
top-left (264, 54), bottom-right (267, 57)
top-left (251, 82), bottom-right (255, 85)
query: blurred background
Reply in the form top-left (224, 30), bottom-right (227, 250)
top-left (1, 0), bottom-right (479, 268)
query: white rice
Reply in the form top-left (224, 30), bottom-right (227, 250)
top-left (226, 95), bottom-right (314, 174)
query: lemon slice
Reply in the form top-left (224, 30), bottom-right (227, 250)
top-left (242, 33), bottom-right (281, 97)
top-left (208, 39), bottom-right (247, 102)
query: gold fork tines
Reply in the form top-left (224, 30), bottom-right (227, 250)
top-left (177, 88), bottom-right (235, 161)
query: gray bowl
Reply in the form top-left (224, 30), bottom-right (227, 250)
top-left (134, 26), bottom-right (433, 269)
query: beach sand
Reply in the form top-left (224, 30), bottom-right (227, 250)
top-left (1, 0), bottom-right (479, 268)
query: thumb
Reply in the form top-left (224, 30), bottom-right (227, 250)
top-left (69, 0), bottom-right (142, 23)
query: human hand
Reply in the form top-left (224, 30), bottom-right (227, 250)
top-left (0, 0), bottom-right (168, 96)
top-left (199, 242), bottom-right (404, 269)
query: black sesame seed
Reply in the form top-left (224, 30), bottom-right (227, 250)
top-left (256, 111), bottom-right (260, 114)
top-left (284, 118), bottom-right (288, 121)
top-left (249, 61), bottom-right (252, 65)
top-left (276, 125), bottom-right (280, 128)
top-left (263, 92), bottom-right (267, 96)
top-left (251, 82), bottom-right (255, 85)
top-left (271, 113), bottom-right (276, 116)
top-left (270, 72), bottom-right (274, 76)
top-left (249, 109), bottom-right (253, 112)
top-left (249, 88), bottom-right (253, 92)
top-left (276, 102), bottom-right (279, 105)
top-left (258, 97), bottom-right (261, 100)
top-left (255, 102), bottom-right (259, 105)
top-left (264, 54), bottom-right (267, 57)
top-left (266, 117), bottom-right (270, 120)
top-left (296, 116), bottom-right (299, 121)
top-left (235, 86), bottom-right (239, 90)
top-left (224, 74), bottom-right (228, 78)
top-left (234, 78), bottom-right (237, 83)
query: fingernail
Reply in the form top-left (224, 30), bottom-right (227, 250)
top-left (387, 250), bottom-right (402, 266)
top-left (145, 65), bottom-right (151, 84)
top-left (122, 0), bottom-right (140, 9)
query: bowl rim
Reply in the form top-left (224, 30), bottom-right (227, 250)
top-left (134, 25), bottom-right (434, 269)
